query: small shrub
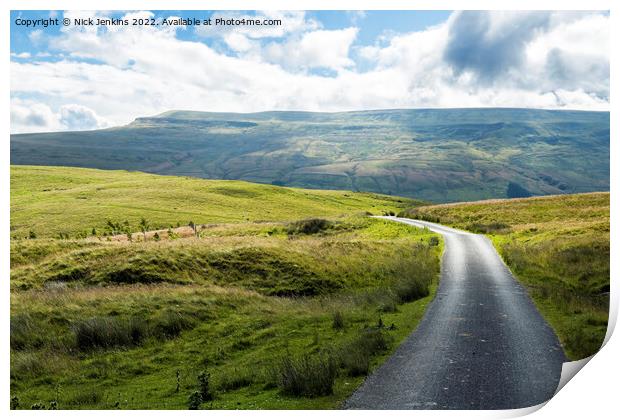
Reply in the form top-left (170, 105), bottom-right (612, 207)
top-left (197, 371), bottom-right (214, 402)
top-left (339, 328), bottom-right (391, 377)
top-left (355, 328), bottom-right (390, 356)
top-left (189, 221), bottom-right (198, 237)
top-left (72, 316), bottom-right (148, 351)
top-left (276, 353), bottom-right (338, 397)
top-left (429, 236), bottom-right (440, 246)
top-left (287, 219), bottom-right (332, 235)
top-left (389, 258), bottom-right (434, 304)
top-left (10, 396), bottom-right (19, 410)
top-left (140, 217), bottom-right (150, 241)
top-left (10, 314), bottom-right (42, 350)
top-left (31, 402), bottom-right (45, 410)
top-left (105, 267), bottom-right (170, 284)
top-left (403, 210), bottom-right (441, 223)
top-left (340, 347), bottom-right (370, 376)
top-left (105, 219), bottom-right (128, 235)
top-left (11, 351), bottom-right (47, 379)
top-left (377, 294), bottom-right (398, 313)
top-left (563, 323), bottom-right (605, 360)
top-left (332, 311), bottom-right (345, 330)
top-left (153, 232), bottom-right (161, 241)
top-left (466, 222), bottom-right (511, 234)
top-left (393, 277), bottom-right (429, 303)
top-left (28, 231), bottom-right (37, 239)
top-left (187, 391), bottom-right (202, 410)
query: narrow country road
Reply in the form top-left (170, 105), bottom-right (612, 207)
top-left (344, 216), bottom-right (566, 410)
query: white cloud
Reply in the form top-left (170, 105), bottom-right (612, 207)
top-left (11, 99), bottom-right (62, 133)
top-left (11, 98), bottom-right (109, 133)
top-left (28, 29), bottom-right (44, 44)
top-left (10, 11), bottom-right (609, 133)
top-left (264, 28), bottom-right (359, 71)
top-left (223, 32), bottom-right (255, 53)
top-left (10, 52), bottom-right (31, 59)
top-left (59, 104), bottom-right (109, 131)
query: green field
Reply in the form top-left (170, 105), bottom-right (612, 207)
top-left (10, 166), bottom-right (441, 409)
top-left (10, 165), bottom-right (419, 240)
top-left (11, 108), bottom-right (610, 202)
top-left (400, 192), bottom-right (610, 360)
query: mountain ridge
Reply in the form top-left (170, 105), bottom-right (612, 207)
top-left (11, 108), bottom-right (609, 202)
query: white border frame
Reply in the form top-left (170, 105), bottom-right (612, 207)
top-left (2, 1), bottom-right (616, 419)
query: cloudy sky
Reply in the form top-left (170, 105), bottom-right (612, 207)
top-left (10, 10), bottom-right (609, 133)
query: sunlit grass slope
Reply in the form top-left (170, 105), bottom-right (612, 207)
top-left (401, 192), bottom-right (610, 360)
top-left (11, 165), bottom-right (418, 239)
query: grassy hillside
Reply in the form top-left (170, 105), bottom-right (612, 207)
top-left (10, 165), bottom-right (417, 239)
top-left (10, 166), bottom-right (441, 409)
top-left (401, 192), bottom-right (610, 359)
top-left (10, 108), bottom-right (609, 202)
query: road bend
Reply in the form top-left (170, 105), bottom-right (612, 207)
top-left (344, 216), bottom-right (566, 410)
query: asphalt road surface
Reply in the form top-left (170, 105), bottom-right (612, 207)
top-left (344, 217), bottom-right (566, 410)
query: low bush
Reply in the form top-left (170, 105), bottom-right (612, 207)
top-left (354, 328), bottom-right (390, 356)
top-left (72, 316), bottom-right (148, 351)
top-left (286, 219), bottom-right (332, 235)
top-left (402, 210), bottom-right (441, 223)
top-left (10, 314), bottom-right (42, 350)
top-left (393, 277), bottom-right (429, 303)
top-left (197, 371), bottom-right (214, 402)
top-left (339, 328), bottom-right (390, 377)
top-left (466, 222), bottom-right (511, 234)
top-left (332, 311), bottom-right (345, 330)
top-left (389, 256), bottom-right (434, 304)
top-left (340, 347), bottom-right (370, 376)
top-left (10, 351), bottom-right (47, 379)
top-left (276, 353), bottom-right (338, 397)
top-left (105, 267), bottom-right (171, 285)
top-left (373, 290), bottom-right (398, 313)
top-left (187, 391), bottom-right (202, 410)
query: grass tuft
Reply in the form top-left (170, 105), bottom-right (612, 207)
top-left (72, 317), bottom-right (148, 351)
top-left (276, 352), bottom-right (338, 397)
top-left (332, 311), bottom-right (345, 330)
top-left (287, 219), bottom-right (332, 235)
